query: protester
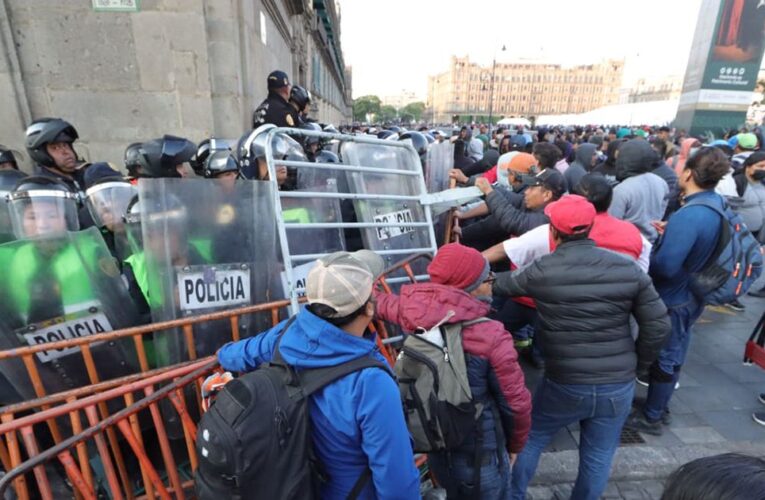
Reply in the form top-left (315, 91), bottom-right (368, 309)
top-left (734, 152), bottom-right (765, 298)
top-left (608, 139), bottom-right (669, 243)
top-left (627, 147), bottom-right (732, 436)
top-left (564, 142), bottom-right (597, 190)
top-left (491, 194), bottom-right (670, 499)
top-left (374, 243), bottom-right (532, 500)
top-left (592, 139), bottom-right (624, 185)
top-left (217, 250), bottom-right (420, 499)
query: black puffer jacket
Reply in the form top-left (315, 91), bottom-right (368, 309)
top-left (493, 239), bottom-right (670, 384)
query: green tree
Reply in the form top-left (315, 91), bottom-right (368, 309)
top-left (352, 95), bottom-right (381, 122)
top-left (400, 102), bottom-right (426, 122)
top-left (378, 105), bottom-right (397, 123)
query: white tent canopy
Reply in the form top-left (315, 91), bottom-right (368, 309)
top-left (536, 99), bottom-right (680, 127)
top-left (497, 117), bottom-right (532, 128)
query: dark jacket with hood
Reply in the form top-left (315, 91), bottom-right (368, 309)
top-left (650, 151), bottom-right (680, 218)
top-left (493, 239), bottom-right (671, 384)
top-left (592, 139), bottom-right (623, 185)
top-left (565, 143), bottom-right (596, 191)
top-left (608, 140), bottom-right (669, 242)
top-left (374, 283), bottom-right (532, 455)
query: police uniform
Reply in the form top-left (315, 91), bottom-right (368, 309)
top-left (252, 92), bottom-right (300, 129)
top-left (251, 70), bottom-right (300, 129)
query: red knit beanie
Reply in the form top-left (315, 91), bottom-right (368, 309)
top-left (428, 243), bottom-right (490, 291)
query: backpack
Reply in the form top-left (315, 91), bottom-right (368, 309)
top-left (394, 313), bottom-right (489, 453)
top-left (683, 197), bottom-right (764, 305)
top-left (195, 317), bottom-right (390, 500)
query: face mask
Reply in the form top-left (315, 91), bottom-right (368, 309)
top-left (753, 170), bottom-right (765, 181)
top-left (474, 295), bottom-right (493, 305)
top-left (497, 168), bottom-right (510, 187)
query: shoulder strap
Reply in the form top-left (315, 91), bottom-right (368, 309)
top-left (270, 315), bottom-right (299, 367)
top-left (300, 356), bottom-right (391, 397)
top-left (461, 316), bottom-right (492, 327)
top-left (682, 198), bottom-right (731, 271)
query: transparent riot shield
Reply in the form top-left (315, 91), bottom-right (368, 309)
top-left (266, 128), bottom-right (438, 310)
top-left (137, 178), bottom-right (280, 368)
top-left (0, 227), bottom-right (140, 404)
top-left (425, 141), bottom-right (454, 193)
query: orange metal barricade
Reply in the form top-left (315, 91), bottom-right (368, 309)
top-left (0, 254), bottom-right (433, 499)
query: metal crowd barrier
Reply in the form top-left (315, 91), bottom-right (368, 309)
top-left (0, 254), bottom-right (433, 499)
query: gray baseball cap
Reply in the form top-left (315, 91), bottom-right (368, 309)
top-left (306, 250), bottom-right (384, 318)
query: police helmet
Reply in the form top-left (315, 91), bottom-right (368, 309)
top-left (0, 148), bottom-right (18, 169)
top-left (0, 169), bottom-right (28, 194)
top-left (323, 124), bottom-right (339, 135)
top-left (8, 176), bottom-right (79, 238)
top-left (193, 139), bottom-right (212, 177)
top-left (377, 130), bottom-right (397, 140)
top-left (25, 118), bottom-right (79, 168)
top-left (289, 85), bottom-right (312, 111)
top-left (124, 142), bottom-right (144, 177)
top-left (137, 135), bottom-right (196, 178)
top-left (204, 151), bottom-right (241, 179)
top-left (399, 131), bottom-right (429, 157)
top-left (84, 177), bottom-right (137, 230)
top-left (423, 133), bottom-right (435, 144)
top-left (299, 121), bottom-right (323, 148)
top-left (315, 150), bottom-right (340, 164)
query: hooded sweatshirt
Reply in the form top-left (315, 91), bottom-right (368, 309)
top-left (609, 140), bottom-right (669, 242)
top-left (593, 139), bottom-right (623, 185)
top-left (373, 283), bottom-right (532, 454)
top-left (217, 308), bottom-right (420, 499)
top-left (565, 143), bottom-right (596, 191)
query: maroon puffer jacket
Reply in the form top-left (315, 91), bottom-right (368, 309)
top-left (374, 283), bottom-right (532, 454)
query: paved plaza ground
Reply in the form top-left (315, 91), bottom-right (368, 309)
top-left (523, 287), bottom-right (765, 499)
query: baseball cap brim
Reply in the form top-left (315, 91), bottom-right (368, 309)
top-left (521, 174), bottom-right (543, 188)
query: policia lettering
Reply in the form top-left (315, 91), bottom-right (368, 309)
top-left (21, 310), bottom-right (113, 363)
top-left (176, 266), bottom-right (251, 312)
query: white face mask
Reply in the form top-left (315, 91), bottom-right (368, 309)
top-left (497, 168), bottom-right (510, 187)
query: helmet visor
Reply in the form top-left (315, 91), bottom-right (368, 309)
top-left (84, 182), bottom-right (137, 230)
top-left (9, 191), bottom-right (79, 239)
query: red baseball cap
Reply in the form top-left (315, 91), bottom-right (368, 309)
top-left (544, 195), bottom-right (596, 235)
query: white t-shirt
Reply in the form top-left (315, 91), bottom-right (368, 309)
top-left (502, 223), bottom-right (652, 273)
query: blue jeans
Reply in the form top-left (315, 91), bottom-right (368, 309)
top-left (429, 449), bottom-right (512, 500)
top-left (511, 379), bottom-right (634, 500)
top-left (643, 298), bottom-right (704, 421)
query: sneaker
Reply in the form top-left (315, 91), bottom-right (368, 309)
top-left (753, 412), bottom-right (765, 426)
top-left (750, 287), bottom-right (765, 298)
top-left (725, 299), bottom-right (746, 312)
top-left (661, 408), bottom-right (672, 426)
top-left (625, 412), bottom-right (663, 436)
top-left (636, 375), bottom-right (680, 390)
top-left (758, 393), bottom-right (765, 405)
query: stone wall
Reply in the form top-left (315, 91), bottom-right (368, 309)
top-left (0, 0), bottom-right (351, 172)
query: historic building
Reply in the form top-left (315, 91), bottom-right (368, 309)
top-left (428, 56), bottom-right (623, 124)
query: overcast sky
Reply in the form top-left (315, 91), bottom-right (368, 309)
top-left (338, 0), bottom-right (704, 100)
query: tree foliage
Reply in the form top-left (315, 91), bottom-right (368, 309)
top-left (352, 95), bottom-right (381, 122)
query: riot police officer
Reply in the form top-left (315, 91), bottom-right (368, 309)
top-left (124, 142), bottom-right (144, 181)
top-left (82, 165), bottom-right (137, 262)
top-left (252, 70), bottom-right (300, 129)
top-left (289, 85), bottom-right (312, 124)
top-left (136, 135), bottom-right (197, 178)
top-left (0, 148), bottom-right (19, 171)
top-left (0, 169), bottom-right (28, 243)
top-left (25, 118), bottom-right (86, 195)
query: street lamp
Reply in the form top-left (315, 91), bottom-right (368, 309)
top-left (488, 45), bottom-right (506, 137)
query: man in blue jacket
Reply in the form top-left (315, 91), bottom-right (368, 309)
top-left (217, 250), bottom-right (420, 499)
top-left (626, 147), bottom-right (732, 436)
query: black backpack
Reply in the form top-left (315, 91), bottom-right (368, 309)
top-left (195, 317), bottom-right (390, 500)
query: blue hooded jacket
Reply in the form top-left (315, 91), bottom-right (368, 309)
top-left (217, 307), bottom-right (420, 500)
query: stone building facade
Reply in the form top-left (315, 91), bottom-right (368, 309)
top-left (0, 0), bottom-right (351, 171)
top-left (428, 56), bottom-right (623, 124)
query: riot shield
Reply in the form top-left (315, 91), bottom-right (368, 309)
top-left (137, 178), bottom-right (280, 368)
top-left (0, 227), bottom-right (140, 403)
top-left (340, 141), bottom-right (435, 273)
top-left (425, 141), bottom-right (454, 193)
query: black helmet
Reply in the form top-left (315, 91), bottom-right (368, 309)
top-left (124, 142), bottom-right (143, 177)
top-left (377, 130), bottom-right (397, 140)
top-left (193, 139), bottom-right (212, 176)
top-left (204, 150), bottom-right (240, 179)
top-left (399, 131), bottom-right (429, 157)
top-left (423, 133), bottom-right (435, 144)
top-left (388, 126), bottom-right (402, 134)
top-left (289, 85), bottom-right (312, 111)
top-left (8, 176), bottom-right (79, 238)
top-left (25, 118), bottom-right (79, 168)
top-left (322, 124), bottom-right (339, 135)
top-left (137, 135), bottom-right (196, 178)
top-left (315, 150), bottom-right (340, 163)
top-left (0, 169), bottom-right (28, 192)
top-left (299, 121), bottom-right (323, 150)
top-left (0, 148), bottom-right (18, 169)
